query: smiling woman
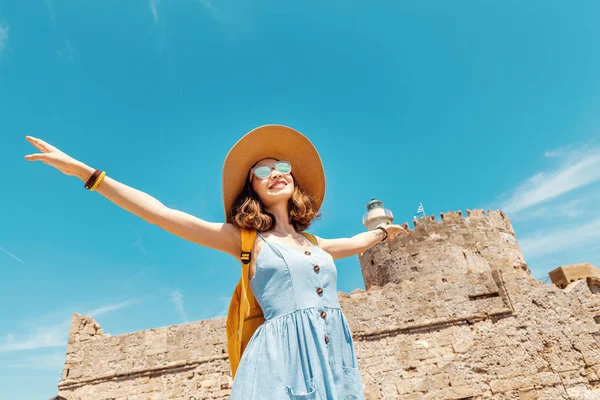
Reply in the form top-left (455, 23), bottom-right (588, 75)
top-left (23, 124), bottom-right (409, 400)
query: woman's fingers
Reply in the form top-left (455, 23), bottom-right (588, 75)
top-left (387, 225), bottom-right (409, 240)
top-left (26, 137), bottom-right (47, 153)
top-left (24, 153), bottom-right (45, 161)
top-left (25, 136), bottom-right (57, 153)
top-left (24, 152), bottom-right (54, 163)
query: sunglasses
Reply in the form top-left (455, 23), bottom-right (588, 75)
top-left (251, 161), bottom-right (292, 180)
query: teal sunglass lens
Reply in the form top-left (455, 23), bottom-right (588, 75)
top-left (275, 162), bottom-right (291, 173)
top-left (254, 166), bottom-right (272, 179)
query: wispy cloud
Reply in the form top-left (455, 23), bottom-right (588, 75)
top-left (195, 296), bottom-right (230, 321)
top-left (199, 0), bottom-right (214, 11)
top-left (501, 146), bottom-right (600, 214)
top-left (0, 299), bottom-right (139, 352)
top-left (0, 24), bottom-right (8, 53)
top-left (196, 0), bottom-right (254, 30)
top-left (150, 0), bottom-right (159, 23)
top-left (170, 289), bottom-right (188, 323)
top-left (45, 0), bottom-right (56, 23)
top-left (0, 352), bottom-right (65, 370)
top-left (0, 321), bottom-right (69, 352)
top-left (132, 230), bottom-right (147, 253)
top-left (0, 247), bottom-right (24, 263)
top-left (86, 299), bottom-right (139, 318)
top-left (213, 296), bottom-right (231, 318)
top-left (57, 40), bottom-right (75, 62)
top-left (519, 216), bottom-right (600, 259)
top-left (509, 198), bottom-right (589, 222)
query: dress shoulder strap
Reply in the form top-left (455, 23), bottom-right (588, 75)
top-left (256, 232), bottom-right (268, 242)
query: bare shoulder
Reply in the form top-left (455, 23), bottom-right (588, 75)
top-left (311, 234), bottom-right (326, 246)
top-left (221, 222), bottom-right (243, 256)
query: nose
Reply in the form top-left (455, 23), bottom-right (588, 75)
top-left (271, 168), bottom-right (282, 179)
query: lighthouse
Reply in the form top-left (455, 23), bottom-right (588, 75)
top-left (362, 197), bottom-right (394, 230)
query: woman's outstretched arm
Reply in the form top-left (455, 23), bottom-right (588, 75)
top-left (315, 225), bottom-right (408, 260)
top-left (24, 136), bottom-right (241, 259)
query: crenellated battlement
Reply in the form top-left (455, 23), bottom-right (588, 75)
top-left (402, 209), bottom-right (514, 235)
top-left (359, 208), bottom-right (529, 291)
top-left (440, 210), bottom-right (463, 221)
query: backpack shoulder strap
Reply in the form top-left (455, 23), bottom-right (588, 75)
top-left (301, 232), bottom-right (318, 246)
top-left (240, 229), bottom-right (257, 264)
top-left (239, 229), bottom-right (259, 310)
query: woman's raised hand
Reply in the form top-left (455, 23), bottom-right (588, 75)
top-left (385, 224), bottom-right (410, 241)
top-left (24, 136), bottom-right (83, 177)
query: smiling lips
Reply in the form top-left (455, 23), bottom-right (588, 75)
top-left (269, 180), bottom-right (287, 189)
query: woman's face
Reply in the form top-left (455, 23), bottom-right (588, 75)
top-left (250, 158), bottom-right (295, 207)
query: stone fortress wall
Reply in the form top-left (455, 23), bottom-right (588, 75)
top-left (359, 209), bottom-right (529, 290)
top-left (54, 209), bottom-right (600, 400)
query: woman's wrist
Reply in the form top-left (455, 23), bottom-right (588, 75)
top-left (374, 226), bottom-right (388, 242)
top-left (74, 161), bottom-right (96, 182)
top-left (366, 227), bottom-right (386, 246)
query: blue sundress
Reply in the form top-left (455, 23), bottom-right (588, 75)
top-left (229, 233), bottom-right (365, 400)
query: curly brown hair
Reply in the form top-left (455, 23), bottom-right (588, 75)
top-left (230, 172), bottom-right (321, 232)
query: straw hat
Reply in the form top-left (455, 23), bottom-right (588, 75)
top-left (222, 125), bottom-right (326, 223)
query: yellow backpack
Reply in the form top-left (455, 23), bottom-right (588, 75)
top-left (226, 229), bottom-right (318, 378)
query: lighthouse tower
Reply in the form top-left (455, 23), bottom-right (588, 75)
top-left (362, 197), bottom-right (394, 230)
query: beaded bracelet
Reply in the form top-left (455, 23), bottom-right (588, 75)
top-left (84, 169), bottom-right (102, 189)
top-left (84, 169), bottom-right (106, 191)
top-left (90, 171), bottom-right (106, 192)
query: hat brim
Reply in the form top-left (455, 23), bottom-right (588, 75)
top-left (222, 125), bottom-right (326, 224)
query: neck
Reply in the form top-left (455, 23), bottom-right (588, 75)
top-left (266, 203), bottom-right (296, 234)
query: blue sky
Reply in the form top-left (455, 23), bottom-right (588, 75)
top-left (2, 1), bottom-right (600, 398)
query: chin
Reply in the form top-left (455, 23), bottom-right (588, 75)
top-left (262, 191), bottom-right (293, 206)
top-left (273, 191), bottom-right (293, 201)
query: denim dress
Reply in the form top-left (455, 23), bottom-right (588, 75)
top-left (229, 233), bottom-right (365, 400)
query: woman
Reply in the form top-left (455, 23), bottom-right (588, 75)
top-left (24, 125), bottom-right (408, 399)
